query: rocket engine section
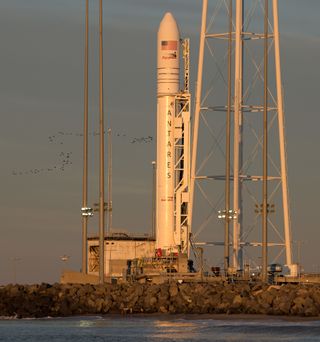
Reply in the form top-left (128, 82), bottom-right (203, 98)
top-left (156, 13), bottom-right (180, 252)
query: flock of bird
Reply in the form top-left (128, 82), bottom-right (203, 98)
top-left (11, 130), bottom-right (153, 177)
top-left (48, 130), bottom-right (154, 145)
top-left (11, 152), bottom-right (72, 176)
top-left (130, 136), bottom-right (153, 144)
top-left (48, 131), bottom-right (101, 144)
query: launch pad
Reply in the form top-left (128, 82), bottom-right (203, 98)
top-left (70, 2), bottom-right (310, 286)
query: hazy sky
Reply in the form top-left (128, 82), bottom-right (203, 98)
top-left (0, 0), bottom-right (319, 284)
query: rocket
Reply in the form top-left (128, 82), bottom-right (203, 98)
top-left (156, 12), bottom-right (180, 253)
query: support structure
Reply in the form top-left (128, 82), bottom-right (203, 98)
top-left (273, 0), bottom-right (292, 268)
top-left (98, 0), bottom-right (105, 285)
top-left (81, 0), bottom-right (89, 275)
top-left (190, 0), bottom-right (293, 276)
top-left (232, 0), bottom-right (243, 273)
top-left (107, 128), bottom-right (113, 234)
top-left (173, 93), bottom-right (191, 253)
top-left (262, 0), bottom-right (269, 282)
top-left (224, 0), bottom-right (233, 274)
top-left (172, 39), bottom-right (191, 255)
top-left (152, 161), bottom-right (156, 239)
top-left (189, 0), bottom-right (208, 246)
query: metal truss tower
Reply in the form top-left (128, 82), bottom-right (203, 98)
top-left (173, 39), bottom-right (191, 254)
top-left (190, 0), bottom-right (294, 278)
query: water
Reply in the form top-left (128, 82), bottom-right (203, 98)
top-left (0, 315), bottom-right (320, 342)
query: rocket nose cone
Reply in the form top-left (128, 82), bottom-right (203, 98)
top-left (162, 12), bottom-right (175, 23)
top-left (158, 12), bottom-right (180, 38)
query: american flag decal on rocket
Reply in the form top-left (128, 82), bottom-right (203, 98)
top-left (161, 40), bottom-right (178, 50)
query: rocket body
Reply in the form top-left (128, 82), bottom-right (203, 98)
top-left (156, 13), bottom-right (180, 252)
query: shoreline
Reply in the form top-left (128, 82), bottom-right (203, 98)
top-left (1, 282), bottom-right (320, 318)
top-left (1, 313), bottom-right (319, 322)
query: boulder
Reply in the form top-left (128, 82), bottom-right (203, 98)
top-left (169, 284), bottom-right (179, 298)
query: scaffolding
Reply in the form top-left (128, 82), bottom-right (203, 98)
top-left (190, 0), bottom-right (294, 278)
top-left (173, 39), bottom-right (191, 255)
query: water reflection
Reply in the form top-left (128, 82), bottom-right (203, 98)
top-left (78, 320), bottom-right (96, 328)
top-left (1, 316), bottom-right (320, 342)
top-left (151, 319), bottom-right (199, 339)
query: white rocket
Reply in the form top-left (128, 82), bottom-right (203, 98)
top-left (156, 12), bottom-right (180, 254)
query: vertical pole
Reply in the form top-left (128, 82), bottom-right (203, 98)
top-left (107, 128), bottom-right (112, 234)
top-left (272, 0), bottom-right (292, 268)
top-left (238, 0), bottom-right (244, 271)
top-left (200, 247), bottom-right (204, 281)
top-left (233, 0), bottom-right (243, 271)
top-left (224, 0), bottom-right (233, 275)
top-left (262, 0), bottom-right (269, 283)
top-left (190, 0), bottom-right (208, 247)
top-left (152, 161), bottom-right (156, 239)
top-left (81, 0), bottom-right (89, 275)
top-left (99, 0), bottom-right (105, 285)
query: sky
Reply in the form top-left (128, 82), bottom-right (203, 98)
top-left (0, 0), bottom-right (319, 284)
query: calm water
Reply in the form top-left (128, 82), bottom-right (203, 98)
top-left (0, 315), bottom-right (320, 342)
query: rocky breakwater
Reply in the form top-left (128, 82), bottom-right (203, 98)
top-left (1, 282), bottom-right (320, 318)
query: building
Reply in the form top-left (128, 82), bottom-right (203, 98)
top-left (87, 232), bottom-right (156, 278)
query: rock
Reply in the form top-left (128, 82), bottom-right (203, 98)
top-left (291, 296), bottom-right (317, 316)
top-left (273, 295), bottom-right (292, 315)
top-left (231, 294), bottom-right (243, 309)
top-left (310, 289), bottom-right (320, 309)
top-left (159, 305), bottom-right (168, 313)
top-left (258, 290), bottom-right (274, 306)
top-left (206, 292), bottom-right (221, 307)
top-left (168, 304), bottom-right (177, 313)
top-left (149, 296), bottom-right (157, 306)
top-left (157, 286), bottom-right (170, 309)
top-left (0, 282), bottom-right (319, 317)
top-left (169, 284), bottom-right (179, 298)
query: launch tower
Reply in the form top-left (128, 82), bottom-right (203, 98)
top-left (190, 0), bottom-right (294, 280)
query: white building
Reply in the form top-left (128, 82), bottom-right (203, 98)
top-left (87, 232), bottom-right (156, 278)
